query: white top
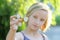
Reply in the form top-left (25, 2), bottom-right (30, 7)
top-left (14, 32), bottom-right (48, 40)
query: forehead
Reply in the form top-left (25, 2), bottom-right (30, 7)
top-left (31, 9), bottom-right (48, 18)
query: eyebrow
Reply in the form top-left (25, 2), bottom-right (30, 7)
top-left (40, 16), bottom-right (47, 20)
top-left (41, 9), bottom-right (47, 12)
top-left (33, 14), bottom-right (38, 16)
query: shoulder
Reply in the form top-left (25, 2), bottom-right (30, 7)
top-left (42, 34), bottom-right (48, 40)
top-left (38, 30), bottom-right (48, 40)
top-left (15, 32), bottom-right (24, 40)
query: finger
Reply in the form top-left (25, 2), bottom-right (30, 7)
top-left (10, 15), bottom-right (17, 20)
top-left (10, 19), bottom-right (19, 26)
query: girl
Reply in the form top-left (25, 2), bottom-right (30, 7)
top-left (6, 2), bottom-right (52, 40)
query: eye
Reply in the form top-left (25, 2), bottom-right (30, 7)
top-left (33, 16), bottom-right (37, 19)
top-left (40, 19), bottom-right (45, 21)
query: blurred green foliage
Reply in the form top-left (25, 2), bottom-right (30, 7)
top-left (43, 0), bottom-right (60, 25)
top-left (0, 0), bottom-right (60, 40)
top-left (0, 0), bottom-right (37, 40)
top-left (56, 15), bottom-right (60, 25)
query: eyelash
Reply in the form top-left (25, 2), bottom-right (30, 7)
top-left (34, 16), bottom-right (37, 19)
top-left (40, 19), bottom-right (45, 21)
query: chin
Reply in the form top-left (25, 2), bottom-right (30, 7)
top-left (31, 27), bottom-right (38, 31)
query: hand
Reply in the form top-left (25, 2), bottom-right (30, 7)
top-left (10, 15), bottom-right (23, 30)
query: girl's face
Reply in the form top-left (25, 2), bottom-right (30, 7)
top-left (27, 9), bottom-right (48, 31)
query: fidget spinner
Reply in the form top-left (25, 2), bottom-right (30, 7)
top-left (16, 14), bottom-right (22, 27)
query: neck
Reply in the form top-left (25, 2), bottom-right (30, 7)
top-left (24, 27), bottom-right (39, 36)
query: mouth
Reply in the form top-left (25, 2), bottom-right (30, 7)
top-left (33, 24), bottom-right (38, 27)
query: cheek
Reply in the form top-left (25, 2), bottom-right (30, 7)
top-left (38, 21), bottom-right (45, 27)
top-left (28, 17), bottom-right (35, 26)
top-left (40, 22), bottom-right (44, 26)
top-left (29, 18), bottom-right (34, 24)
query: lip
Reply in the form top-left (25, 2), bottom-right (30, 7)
top-left (33, 24), bottom-right (38, 27)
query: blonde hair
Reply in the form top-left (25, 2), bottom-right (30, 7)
top-left (20, 2), bottom-right (52, 32)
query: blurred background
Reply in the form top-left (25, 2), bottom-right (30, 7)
top-left (0, 0), bottom-right (60, 40)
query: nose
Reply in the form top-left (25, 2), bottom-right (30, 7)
top-left (36, 19), bottom-right (40, 25)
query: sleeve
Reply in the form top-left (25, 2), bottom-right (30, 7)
top-left (14, 33), bottom-right (20, 40)
top-left (14, 32), bottom-right (24, 40)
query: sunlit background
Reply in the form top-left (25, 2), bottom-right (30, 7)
top-left (0, 0), bottom-right (60, 40)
